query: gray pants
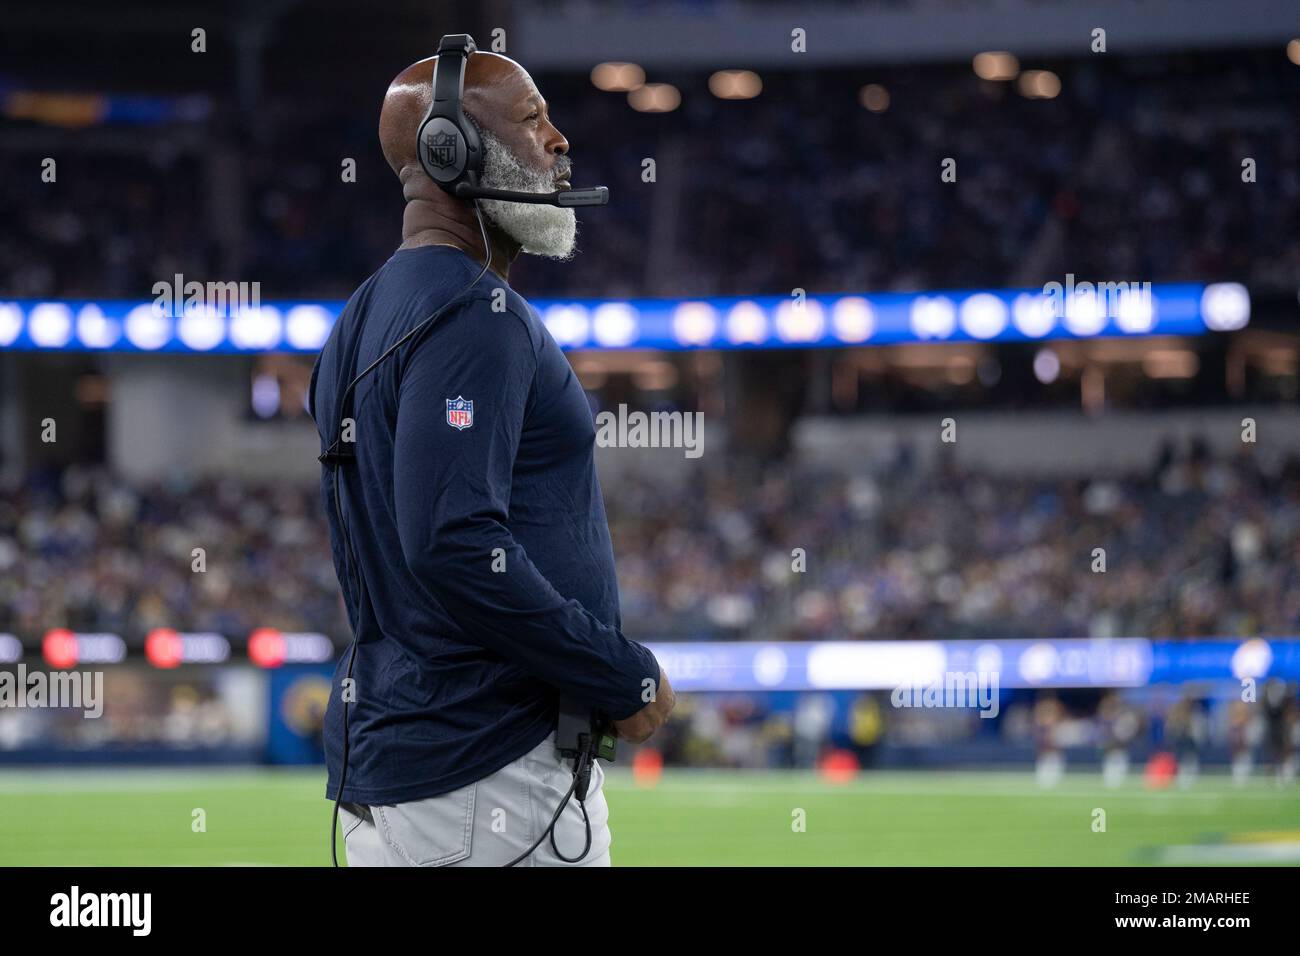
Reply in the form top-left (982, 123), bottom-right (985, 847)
top-left (338, 731), bottom-right (612, 866)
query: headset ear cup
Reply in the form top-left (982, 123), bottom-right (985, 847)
top-left (460, 111), bottom-right (484, 187)
top-left (418, 116), bottom-right (468, 186)
top-left (418, 35), bottom-right (478, 194)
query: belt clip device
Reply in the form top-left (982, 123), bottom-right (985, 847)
top-left (557, 697), bottom-right (616, 801)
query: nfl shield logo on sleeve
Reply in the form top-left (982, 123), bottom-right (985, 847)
top-left (446, 396), bottom-right (474, 430)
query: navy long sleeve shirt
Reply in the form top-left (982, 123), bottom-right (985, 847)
top-left (309, 245), bottom-right (659, 805)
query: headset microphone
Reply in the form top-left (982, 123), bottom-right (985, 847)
top-left (453, 183), bottom-right (609, 207)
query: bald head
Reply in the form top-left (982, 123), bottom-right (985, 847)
top-left (379, 51), bottom-right (565, 186)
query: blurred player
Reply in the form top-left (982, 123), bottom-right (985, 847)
top-left (1262, 679), bottom-right (1298, 786)
top-left (1165, 691), bottom-right (1208, 788)
top-left (1227, 698), bottom-right (1263, 786)
top-left (1098, 691), bottom-right (1141, 788)
top-left (1033, 693), bottom-right (1066, 788)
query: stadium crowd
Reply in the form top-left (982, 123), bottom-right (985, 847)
top-left (3, 441), bottom-right (1297, 645)
top-left (1, 51), bottom-right (1296, 302)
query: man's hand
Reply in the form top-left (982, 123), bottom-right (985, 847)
top-left (612, 668), bottom-right (675, 744)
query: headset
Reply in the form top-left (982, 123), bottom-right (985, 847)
top-left (324, 33), bottom-right (610, 868)
top-left (416, 33), bottom-right (610, 209)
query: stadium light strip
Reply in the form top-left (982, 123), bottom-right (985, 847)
top-left (7, 633), bottom-right (1296, 689)
top-left (0, 282), bottom-right (1249, 354)
top-left (643, 636), bottom-right (1298, 691)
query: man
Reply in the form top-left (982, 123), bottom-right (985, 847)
top-left (309, 47), bottom-right (674, 866)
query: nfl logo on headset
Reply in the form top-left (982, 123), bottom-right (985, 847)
top-left (427, 130), bottom-right (458, 169)
top-left (446, 396), bottom-right (474, 430)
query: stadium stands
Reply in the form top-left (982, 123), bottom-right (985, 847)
top-left (2, 51), bottom-right (1297, 300)
top-left (4, 439), bottom-right (1295, 644)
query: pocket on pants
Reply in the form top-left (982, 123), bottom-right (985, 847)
top-left (375, 783), bottom-right (476, 866)
top-left (339, 802), bottom-right (368, 840)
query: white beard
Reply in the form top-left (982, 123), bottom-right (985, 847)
top-left (476, 130), bottom-right (578, 260)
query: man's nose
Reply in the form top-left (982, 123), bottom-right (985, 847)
top-left (547, 126), bottom-right (569, 157)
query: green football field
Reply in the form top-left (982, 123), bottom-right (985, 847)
top-left (1, 768), bottom-right (1297, 866)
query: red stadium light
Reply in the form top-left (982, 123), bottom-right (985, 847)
top-left (145, 629), bottom-right (231, 667)
top-left (41, 630), bottom-right (126, 667)
top-left (248, 628), bottom-right (333, 667)
top-left (42, 628), bottom-right (79, 668)
top-left (145, 628), bottom-right (185, 669)
top-left (248, 627), bottom-right (287, 669)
